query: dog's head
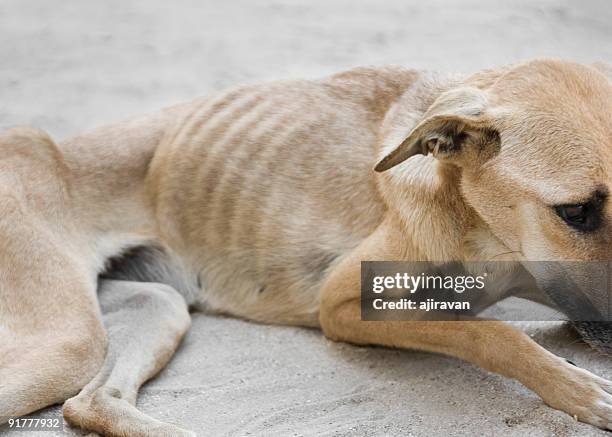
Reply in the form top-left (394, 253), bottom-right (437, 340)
top-left (375, 59), bottom-right (611, 351)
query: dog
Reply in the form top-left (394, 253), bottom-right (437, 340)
top-left (0, 59), bottom-right (611, 436)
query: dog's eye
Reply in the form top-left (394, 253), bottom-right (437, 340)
top-left (558, 205), bottom-right (586, 223)
top-left (554, 195), bottom-right (605, 232)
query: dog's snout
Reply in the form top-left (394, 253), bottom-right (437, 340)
top-left (530, 261), bottom-right (610, 324)
top-left (540, 276), bottom-right (605, 323)
top-left (572, 321), bottom-right (612, 355)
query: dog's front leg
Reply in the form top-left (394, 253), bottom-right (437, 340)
top-left (319, 221), bottom-right (612, 430)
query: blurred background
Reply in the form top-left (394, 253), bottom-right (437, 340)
top-left (1, 1), bottom-right (611, 436)
top-left (1, 0), bottom-right (611, 139)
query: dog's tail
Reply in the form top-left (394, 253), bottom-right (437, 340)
top-left (101, 245), bottom-right (200, 307)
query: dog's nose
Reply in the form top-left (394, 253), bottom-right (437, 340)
top-left (572, 321), bottom-right (612, 355)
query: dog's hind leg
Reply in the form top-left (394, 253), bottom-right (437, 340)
top-left (0, 196), bottom-right (107, 422)
top-left (63, 279), bottom-right (194, 437)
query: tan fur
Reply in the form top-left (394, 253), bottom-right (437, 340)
top-left (0, 59), bottom-right (611, 435)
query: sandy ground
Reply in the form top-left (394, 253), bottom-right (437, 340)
top-left (1, 0), bottom-right (611, 436)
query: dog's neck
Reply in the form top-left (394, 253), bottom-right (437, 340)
top-left (376, 71), bottom-right (511, 263)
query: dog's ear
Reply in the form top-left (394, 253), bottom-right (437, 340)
top-left (374, 87), bottom-right (493, 172)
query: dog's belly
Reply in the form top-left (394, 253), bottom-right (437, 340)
top-left (148, 76), bottom-right (395, 326)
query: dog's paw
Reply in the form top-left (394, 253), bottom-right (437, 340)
top-left (538, 358), bottom-right (612, 430)
top-left (64, 387), bottom-right (196, 437)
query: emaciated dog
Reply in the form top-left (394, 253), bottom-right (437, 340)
top-left (0, 59), bottom-right (611, 436)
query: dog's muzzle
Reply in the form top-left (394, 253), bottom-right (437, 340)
top-left (571, 322), bottom-right (612, 355)
top-left (533, 262), bottom-right (612, 355)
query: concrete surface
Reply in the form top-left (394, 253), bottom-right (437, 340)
top-left (0, 0), bottom-right (611, 436)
